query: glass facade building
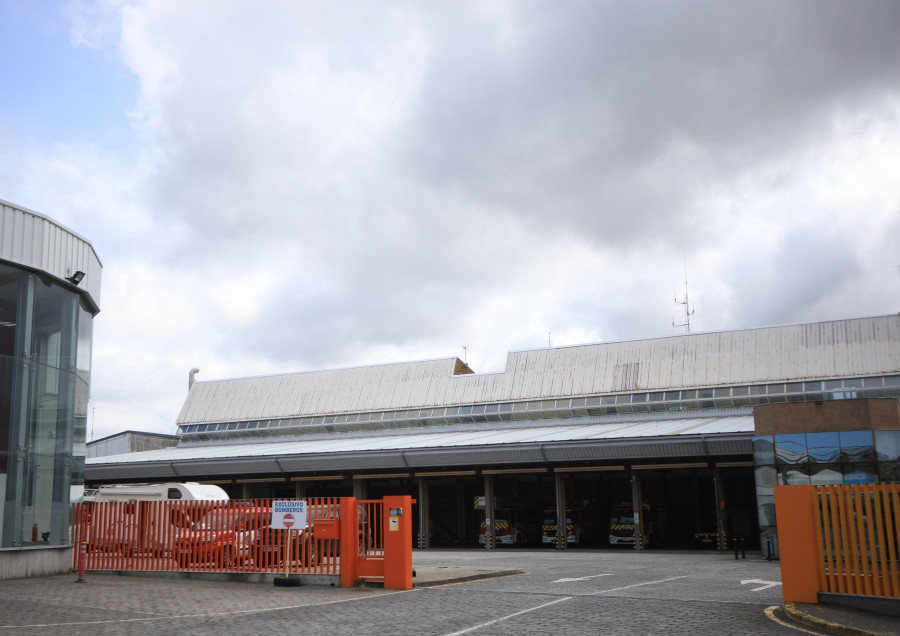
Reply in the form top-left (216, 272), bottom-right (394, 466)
top-left (1, 199), bottom-right (100, 576)
top-left (0, 264), bottom-right (95, 547)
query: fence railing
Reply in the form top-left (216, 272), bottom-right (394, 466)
top-left (775, 484), bottom-right (900, 603)
top-left (71, 498), bottom-right (340, 576)
top-left (814, 484), bottom-right (900, 597)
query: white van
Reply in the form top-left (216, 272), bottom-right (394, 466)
top-left (83, 482), bottom-right (229, 502)
top-left (79, 483), bottom-right (229, 555)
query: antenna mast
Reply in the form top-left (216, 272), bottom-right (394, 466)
top-left (673, 261), bottom-right (695, 333)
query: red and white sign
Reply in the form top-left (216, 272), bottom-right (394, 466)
top-left (283, 513), bottom-right (294, 528)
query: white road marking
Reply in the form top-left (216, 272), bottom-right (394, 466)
top-left (553, 574), bottom-right (614, 583)
top-left (741, 579), bottom-right (782, 592)
top-left (441, 597), bottom-right (573, 636)
top-left (590, 574), bottom-right (692, 594)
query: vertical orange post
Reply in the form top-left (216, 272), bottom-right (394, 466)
top-left (775, 485), bottom-right (822, 604)
top-left (382, 495), bottom-right (413, 590)
top-left (340, 497), bottom-right (358, 588)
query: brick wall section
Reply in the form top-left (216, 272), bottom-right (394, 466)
top-left (754, 398), bottom-right (900, 435)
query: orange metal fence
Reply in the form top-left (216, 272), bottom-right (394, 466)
top-left (814, 484), bottom-right (900, 598)
top-left (354, 499), bottom-right (385, 583)
top-left (71, 498), bottom-right (340, 576)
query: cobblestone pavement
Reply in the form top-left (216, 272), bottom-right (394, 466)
top-left (0, 549), bottom-right (800, 635)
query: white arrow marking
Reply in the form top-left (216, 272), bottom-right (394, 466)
top-left (741, 579), bottom-right (782, 591)
top-left (553, 574), bottom-right (614, 583)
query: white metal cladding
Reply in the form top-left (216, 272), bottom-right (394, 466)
top-left (177, 315), bottom-right (900, 425)
top-left (0, 198), bottom-right (102, 311)
top-left (90, 416), bottom-right (755, 466)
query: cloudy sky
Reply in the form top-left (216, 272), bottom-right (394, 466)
top-left (1, 0), bottom-right (898, 441)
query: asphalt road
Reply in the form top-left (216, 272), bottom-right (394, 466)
top-left (0, 549), bottom-right (801, 635)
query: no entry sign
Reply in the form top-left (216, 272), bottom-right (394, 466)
top-left (271, 500), bottom-right (308, 530)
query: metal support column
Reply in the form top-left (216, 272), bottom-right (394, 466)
top-left (456, 480), bottom-right (466, 543)
top-left (554, 471), bottom-right (567, 550)
top-left (417, 477), bottom-right (430, 549)
top-left (294, 481), bottom-right (305, 499)
top-left (484, 474), bottom-right (496, 550)
top-left (630, 471), bottom-right (644, 551)
top-left (352, 478), bottom-right (367, 501)
top-left (713, 465), bottom-right (727, 551)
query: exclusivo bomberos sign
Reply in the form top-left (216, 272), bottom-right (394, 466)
top-left (271, 500), bottom-right (308, 530)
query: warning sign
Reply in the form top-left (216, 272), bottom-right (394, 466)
top-left (271, 500), bottom-right (308, 530)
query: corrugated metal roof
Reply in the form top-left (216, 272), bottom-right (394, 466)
top-left (177, 315), bottom-right (900, 425)
top-left (89, 415), bottom-right (754, 466)
top-left (0, 198), bottom-right (102, 312)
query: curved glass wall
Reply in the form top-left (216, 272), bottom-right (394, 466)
top-left (752, 428), bottom-right (900, 559)
top-left (0, 263), bottom-right (94, 548)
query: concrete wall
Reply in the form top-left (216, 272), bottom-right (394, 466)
top-left (0, 546), bottom-right (74, 580)
top-left (754, 398), bottom-right (900, 435)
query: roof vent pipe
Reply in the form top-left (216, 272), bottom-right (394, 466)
top-left (189, 368), bottom-right (200, 390)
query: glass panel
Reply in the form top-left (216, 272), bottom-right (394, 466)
top-left (775, 433), bottom-right (808, 466)
top-left (842, 465), bottom-right (876, 484)
top-left (732, 386), bottom-right (749, 396)
top-left (809, 464), bottom-right (843, 485)
top-left (874, 430), bottom-right (900, 462)
top-left (756, 495), bottom-right (777, 527)
top-left (76, 303), bottom-right (93, 372)
top-left (754, 465), bottom-right (776, 495)
top-left (777, 465), bottom-right (810, 485)
top-left (839, 430), bottom-right (874, 463)
top-left (806, 432), bottom-right (840, 464)
top-left (877, 462), bottom-right (900, 482)
top-left (3, 273), bottom-right (83, 548)
top-left (752, 436), bottom-right (775, 466)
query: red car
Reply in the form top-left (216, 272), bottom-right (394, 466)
top-left (174, 506), bottom-right (315, 568)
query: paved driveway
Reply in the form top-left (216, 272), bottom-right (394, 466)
top-left (0, 549), bottom-right (798, 635)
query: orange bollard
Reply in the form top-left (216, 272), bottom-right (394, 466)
top-left (76, 543), bottom-right (87, 583)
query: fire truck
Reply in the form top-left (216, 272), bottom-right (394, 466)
top-left (541, 506), bottom-right (587, 545)
top-left (608, 502), bottom-right (665, 547)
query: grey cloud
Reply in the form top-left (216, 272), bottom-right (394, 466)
top-left (400, 1), bottom-right (900, 245)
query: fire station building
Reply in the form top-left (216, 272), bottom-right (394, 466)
top-left (85, 314), bottom-right (900, 556)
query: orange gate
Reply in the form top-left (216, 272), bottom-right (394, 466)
top-left (71, 498), bottom-right (339, 576)
top-left (71, 495), bottom-right (414, 589)
top-left (775, 484), bottom-right (900, 603)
